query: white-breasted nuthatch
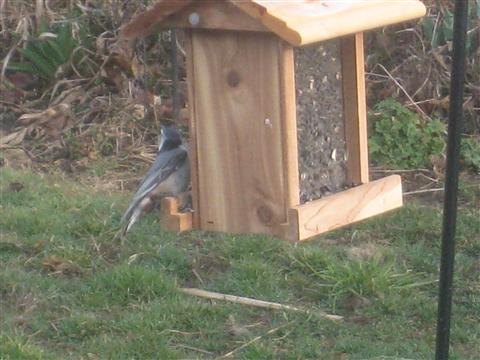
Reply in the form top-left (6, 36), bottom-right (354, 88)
top-left (121, 125), bottom-right (190, 235)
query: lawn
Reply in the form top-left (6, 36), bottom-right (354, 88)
top-left (0, 168), bottom-right (478, 359)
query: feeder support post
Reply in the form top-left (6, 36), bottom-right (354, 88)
top-left (435, 0), bottom-right (468, 359)
top-left (341, 32), bottom-right (369, 185)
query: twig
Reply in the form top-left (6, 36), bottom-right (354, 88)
top-left (175, 344), bottom-right (213, 355)
top-left (417, 172), bottom-right (439, 183)
top-left (403, 188), bottom-right (444, 196)
top-left (84, 53), bottom-right (112, 89)
top-left (377, 63), bottom-right (432, 121)
top-left (217, 323), bottom-right (289, 359)
top-left (179, 288), bottom-right (343, 321)
top-left (370, 168), bottom-right (431, 173)
top-left (192, 268), bottom-right (206, 287)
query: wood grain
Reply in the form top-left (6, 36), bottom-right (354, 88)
top-left (190, 31), bottom-right (290, 236)
top-left (285, 175), bottom-right (403, 241)
top-left (232, 0), bottom-right (426, 46)
top-left (278, 43), bottom-right (300, 208)
top-left (341, 33), bottom-right (369, 185)
top-left (160, 197), bottom-right (192, 232)
top-left (161, 1), bottom-right (268, 33)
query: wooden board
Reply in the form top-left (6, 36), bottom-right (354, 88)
top-left (284, 175), bottom-right (403, 241)
top-left (232, 0), bottom-right (427, 46)
top-left (122, 1), bottom-right (426, 45)
top-left (341, 33), bottom-right (369, 185)
top-left (160, 197), bottom-right (192, 232)
top-left (279, 44), bottom-right (300, 208)
top-left (189, 31), bottom-right (296, 235)
top-left (161, 1), bottom-right (269, 33)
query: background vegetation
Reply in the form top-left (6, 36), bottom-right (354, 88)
top-left (1, 0), bottom-right (479, 358)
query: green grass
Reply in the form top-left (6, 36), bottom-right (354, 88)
top-left (1, 168), bottom-right (479, 359)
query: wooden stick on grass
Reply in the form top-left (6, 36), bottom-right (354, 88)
top-left (179, 287), bottom-right (343, 321)
top-left (403, 187), bottom-right (445, 195)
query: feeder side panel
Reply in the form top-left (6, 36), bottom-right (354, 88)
top-left (279, 44), bottom-right (300, 208)
top-left (190, 31), bottom-right (291, 235)
top-left (341, 32), bottom-right (369, 185)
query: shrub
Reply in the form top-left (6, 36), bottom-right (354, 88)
top-left (7, 21), bottom-right (78, 82)
top-left (461, 137), bottom-right (480, 172)
top-left (369, 99), bottom-right (446, 169)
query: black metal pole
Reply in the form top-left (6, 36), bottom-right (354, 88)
top-left (435, 1), bottom-right (468, 359)
top-left (170, 29), bottom-right (180, 123)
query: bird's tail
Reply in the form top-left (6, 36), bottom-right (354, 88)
top-left (120, 197), bottom-right (152, 237)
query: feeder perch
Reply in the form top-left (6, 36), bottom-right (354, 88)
top-left (122, 0), bottom-right (426, 241)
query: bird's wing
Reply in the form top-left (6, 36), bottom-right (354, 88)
top-left (121, 148), bottom-right (188, 223)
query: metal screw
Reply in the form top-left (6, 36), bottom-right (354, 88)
top-left (189, 12), bottom-right (200, 26)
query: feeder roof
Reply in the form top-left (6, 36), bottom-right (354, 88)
top-left (122, 0), bottom-right (426, 46)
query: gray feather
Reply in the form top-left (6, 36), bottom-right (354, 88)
top-left (121, 128), bottom-right (190, 235)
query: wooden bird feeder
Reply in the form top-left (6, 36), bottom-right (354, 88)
top-left (122, 0), bottom-right (426, 241)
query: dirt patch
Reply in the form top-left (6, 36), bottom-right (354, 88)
top-left (8, 181), bottom-right (25, 192)
top-left (193, 253), bottom-right (230, 276)
top-left (184, 253), bottom-right (230, 288)
top-left (347, 243), bottom-right (380, 261)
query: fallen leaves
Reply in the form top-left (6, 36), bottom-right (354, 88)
top-left (41, 255), bottom-right (83, 276)
top-left (5, 71), bottom-right (38, 90)
top-left (0, 148), bottom-right (32, 169)
top-left (18, 103), bottom-right (75, 139)
top-left (346, 243), bottom-right (379, 261)
top-left (0, 128), bottom-right (28, 147)
top-left (8, 181), bottom-right (25, 192)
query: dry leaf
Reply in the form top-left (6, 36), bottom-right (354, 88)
top-left (1, 148), bottom-right (32, 169)
top-left (88, 150), bottom-right (97, 160)
top-left (8, 181), bottom-right (25, 192)
top-left (0, 128), bottom-right (28, 147)
top-left (345, 315), bottom-right (375, 325)
top-left (102, 64), bottom-right (128, 93)
top-left (343, 294), bottom-right (372, 312)
top-left (132, 104), bottom-right (146, 120)
top-left (227, 315), bottom-right (251, 337)
top-left (18, 103), bottom-right (74, 138)
top-left (109, 39), bottom-right (134, 72)
top-left (178, 107), bottom-right (190, 126)
top-left (154, 99), bottom-right (173, 118)
top-left (42, 255), bottom-right (82, 275)
top-left (5, 72), bottom-right (37, 90)
top-left (131, 55), bottom-right (144, 79)
top-left (95, 31), bottom-right (113, 56)
top-left (347, 243), bottom-right (379, 261)
top-left (431, 154), bottom-right (446, 179)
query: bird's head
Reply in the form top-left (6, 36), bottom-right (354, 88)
top-left (158, 125), bottom-right (182, 151)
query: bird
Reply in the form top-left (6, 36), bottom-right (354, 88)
top-left (120, 125), bottom-right (190, 236)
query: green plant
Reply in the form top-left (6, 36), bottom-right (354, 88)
top-left (369, 99), bottom-right (446, 169)
top-left (317, 257), bottom-right (422, 305)
top-left (422, 2), bottom-right (480, 55)
top-left (461, 137), bottom-right (480, 171)
top-left (7, 21), bottom-right (78, 82)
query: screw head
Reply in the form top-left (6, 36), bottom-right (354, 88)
top-left (188, 12), bottom-right (200, 26)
